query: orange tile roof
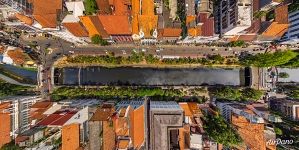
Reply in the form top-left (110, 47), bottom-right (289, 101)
top-left (232, 114), bottom-right (266, 150)
top-left (186, 15), bottom-right (196, 25)
top-left (15, 13), bottom-right (34, 25)
top-left (115, 116), bottom-right (129, 136)
top-left (7, 49), bottom-right (26, 65)
top-left (62, 124), bottom-right (80, 150)
top-left (113, 0), bottom-right (128, 15)
top-left (0, 103), bottom-right (11, 148)
top-left (90, 106), bottom-right (115, 121)
top-left (159, 28), bottom-right (182, 37)
top-left (188, 26), bottom-right (202, 37)
top-left (179, 125), bottom-right (190, 150)
top-left (179, 102), bottom-right (200, 116)
top-left (138, 15), bottom-right (158, 37)
top-left (79, 16), bottom-right (109, 38)
top-left (31, 102), bottom-right (52, 109)
top-left (261, 22), bottom-right (289, 38)
top-left (98, 15), bottom-right (131, 35)
top-left (103, 121), bottom-right (116, 150)
top-left (275, 5), bottom-right (288, 24)
top-left (131, 105), bottom-right (145, 149)
top-left (96, 0), bottom-right (111, 15)
top-left (131, 0), bottom-right (140, 34)
top-left (32, 0), bottom-right (62, 28)
top-left (141, 0), bottom-right (154, 16)
top-left (33, 14), bottom-right (58, 28)
top-left (63, 22), bottom-right (88, 37)
top-left (118, 139), bottom-right (130, 149)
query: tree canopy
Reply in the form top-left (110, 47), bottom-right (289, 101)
top-left (91, 34), bottom-right (109, 45)
top-left (278, 72), bottom-right (290, 78)
top-left (84, 0), bottom-right (97, 15)
top-left (212, 87), bottom-right (263, 101)
top-left (240, 50), bottom-right (298, 67)
top-left (203, 114), bottom-right (242, 147)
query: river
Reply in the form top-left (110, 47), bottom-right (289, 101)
top-left (54, 67), bottom-right (249, 86)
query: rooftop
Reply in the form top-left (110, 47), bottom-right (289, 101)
top-left (90, 104), bottom-right (115, 121)
top-left (63, 22), bottom-right (89, 37)
top-left (98, 15), bottom-right (131, 35)
top-left (36, 109), bottom-right (77, 127)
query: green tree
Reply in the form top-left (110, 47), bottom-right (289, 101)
top-left (91, 34), bottom-right (101, 44)
top-left (213, 87), bottom-right (241, 101)
top-left (84, 0), bottom-right (97, 15)
top-left (0, 141), bottom-right (21, 150)
top-left (274, 127), bottom-right (283, 135)
top-left (203, 114), bottom-right (242, 146)
top-left (288, 89), bottom-right (299, 99)
top-left (240, 50), bottom-right (298, 67)
top-left (278, 72), bottom-right (289, 78)
top-left (241, 88), bottom-right (263, 101)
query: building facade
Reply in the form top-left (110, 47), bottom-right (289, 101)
top-left (280, 10), bottom-right (299, 44)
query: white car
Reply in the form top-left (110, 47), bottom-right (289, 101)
top-left (69, 51), bottom-right (74, 54)
top-left (142, 48), bottom-right (147, 52)
top-left (122, 50), bottom-right (126, 55)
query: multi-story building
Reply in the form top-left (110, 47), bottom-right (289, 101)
top-left (148, 101), bottom-right (184, 150)
top-left (269, 98), bottom-right (299, 121)
top-left (280, 10), bottom-right (299, 44)
top-left (216, 101), bottom-right (277, 150)
top-left (215, 0), bottom-right (252, 36)
top-left (0, 96), bottom-right (42, 147)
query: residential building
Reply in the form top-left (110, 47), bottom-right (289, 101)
top-left (260, 0), bottom-right (282, 11)
top-left (216, 101), bottom-right (276, 150)
top-left (0, 96), bottom-right (42, 140)
top-left (269, 98), bottom-right (299, 121)
top-left (88, 104), bottom-right (116, 150)
top-left (215, 0), bottom-right (252, 36)
top-left (148, 101), bottom-right (184, 150)
top-left (31, 0), bottom-right (62, 29)
top-left (280, 10), bottom-right (299, 44)
top-left (62, 123), bottom-right (80, 150)
top-left (15, 127), bottom-right (45, 147)
top-left (29, 101), bottom-right (53, 126)
top-left (0, 102), bottom-right (11, 148)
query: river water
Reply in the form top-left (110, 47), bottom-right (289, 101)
top-left (55, 67), bottom-right (247, 86)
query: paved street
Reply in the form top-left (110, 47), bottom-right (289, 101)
top-left (15, 35), bottom-right (268, 99)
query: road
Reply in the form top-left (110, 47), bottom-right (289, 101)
top-left (16, 35), bottom-right (267, 99)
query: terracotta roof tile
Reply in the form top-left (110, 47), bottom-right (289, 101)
top-left (37, 109), bottom-right (77, 127)
top-left (131, 0), bottom-right (140, 34)
top-left (261, 22), bottom-right (289, 38)
top-left (159, 28), bottom-right (182, 37)
top-left (188, 26), bottom-right (202, 37)
top-left (186, 15), bottom-right (196, 25)
top-left (15, 13), bottom-right (34, 25)
top-left (103, 121), bottom-right (116, 150)
top-left (90, 105), bottom-right (115, 121)
top-left (62, 124), bottom-right (80, 150)
top-left (118, 139), bottom-right (130, 149)
top-left (31, 102), bottom-right (52, 109)
top-left (131, 105), bottom-right (145, 149)
top-left (32, 0), bottom-right (62, 28)
top-left (7, 49), bottom-right (26, 65)
top-left (275, 5), bottom-right (288, 24)
top-left (141, 0), bottom-right (154, 16)
top-left (138, 15), bottom-right (158, 37)
top-left (113, 0), bottom-right (128, 15)
top-left (63, 22), bottom-right (88, 37)
top-left (96, 0), bottom-right (111, 15)
top-left (79, 16), bottom-right (109, 38)
top-left (0, 103), bottom-right (11, 148)
top-left (98, 15), bottom-right (131, 35)
top-left (33, 14), bottom-right (58, 28)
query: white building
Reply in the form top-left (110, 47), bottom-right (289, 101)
top-left (0, 96), bottom-right (42, 138)
top-left (216, 0), bottom-right (252, 36)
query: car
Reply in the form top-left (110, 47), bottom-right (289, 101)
top-left (121, 50), bottom-right (126, 55)
top-left (156, 49), bottom-right (160, 52)
top-left (69, 51), bottom-right (75, 54)
top-left (142, 48), bottom-right (147, 52)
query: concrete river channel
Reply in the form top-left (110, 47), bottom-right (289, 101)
top-left (54, 67), bottom-right (251, 87)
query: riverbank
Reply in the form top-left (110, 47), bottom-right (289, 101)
top-left (54, 54), bottom-right (240, 68)
top-left (0, 64), bottom-right (37, 84)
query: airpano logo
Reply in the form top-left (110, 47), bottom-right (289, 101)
top-left (266, 138), bottom-right (294, 146)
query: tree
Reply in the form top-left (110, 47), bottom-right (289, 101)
top-left (213, 87), bottom-right (242, 101)
top-left (84, 0), bottom-right (97, 15)
top-left (240, 50), bottom-right (298, 67)
top-left (0, 141), bottom-right (21, 150)
top-left (241, 88), bottom-right (263, 101)
top-left (203, 114), bottom-right (242, 146)
top-left (288, 89), bottom-right (299, 99)
top-left (274, 127), bottom-right (283, 135)
top-left (91, 34), bottom-right (101, 44)
top-left (91, 35), bottom-right (109, 45)
top-left (278, 72), bottom-right (289, 78)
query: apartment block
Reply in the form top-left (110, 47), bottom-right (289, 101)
top-left (148, 101), bottom-right (184, 150)
top-left (215, 0), bottom-right (252, 36)
top-left (0, 96), bottom-right (42, 139)
top-left (281, 10), bottom-right (299, 44)
top-left (269, 98), bottom-right (299, 121)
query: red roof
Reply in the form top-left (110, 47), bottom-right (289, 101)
top-left (37, 109), bottom-right (77, 127)
top-left (63, 22), bottom-right (89, 37)
top-left (98, 15), bottom-right (131, 35)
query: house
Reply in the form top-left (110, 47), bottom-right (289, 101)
top-left (158, 28), bottom-right (182, 43)
top-left (269, 98), bottom-right (299, 121)
top-left (31, 0), bottom-right (62, 29)
top-left (62, 123), bottom-right (80, 150)
top-left (30, 101), bottom-right (53, 126)
top-left (0, 102), bottom-right (12, 148)
top-left (15, 127), bottom-right (46, 147)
